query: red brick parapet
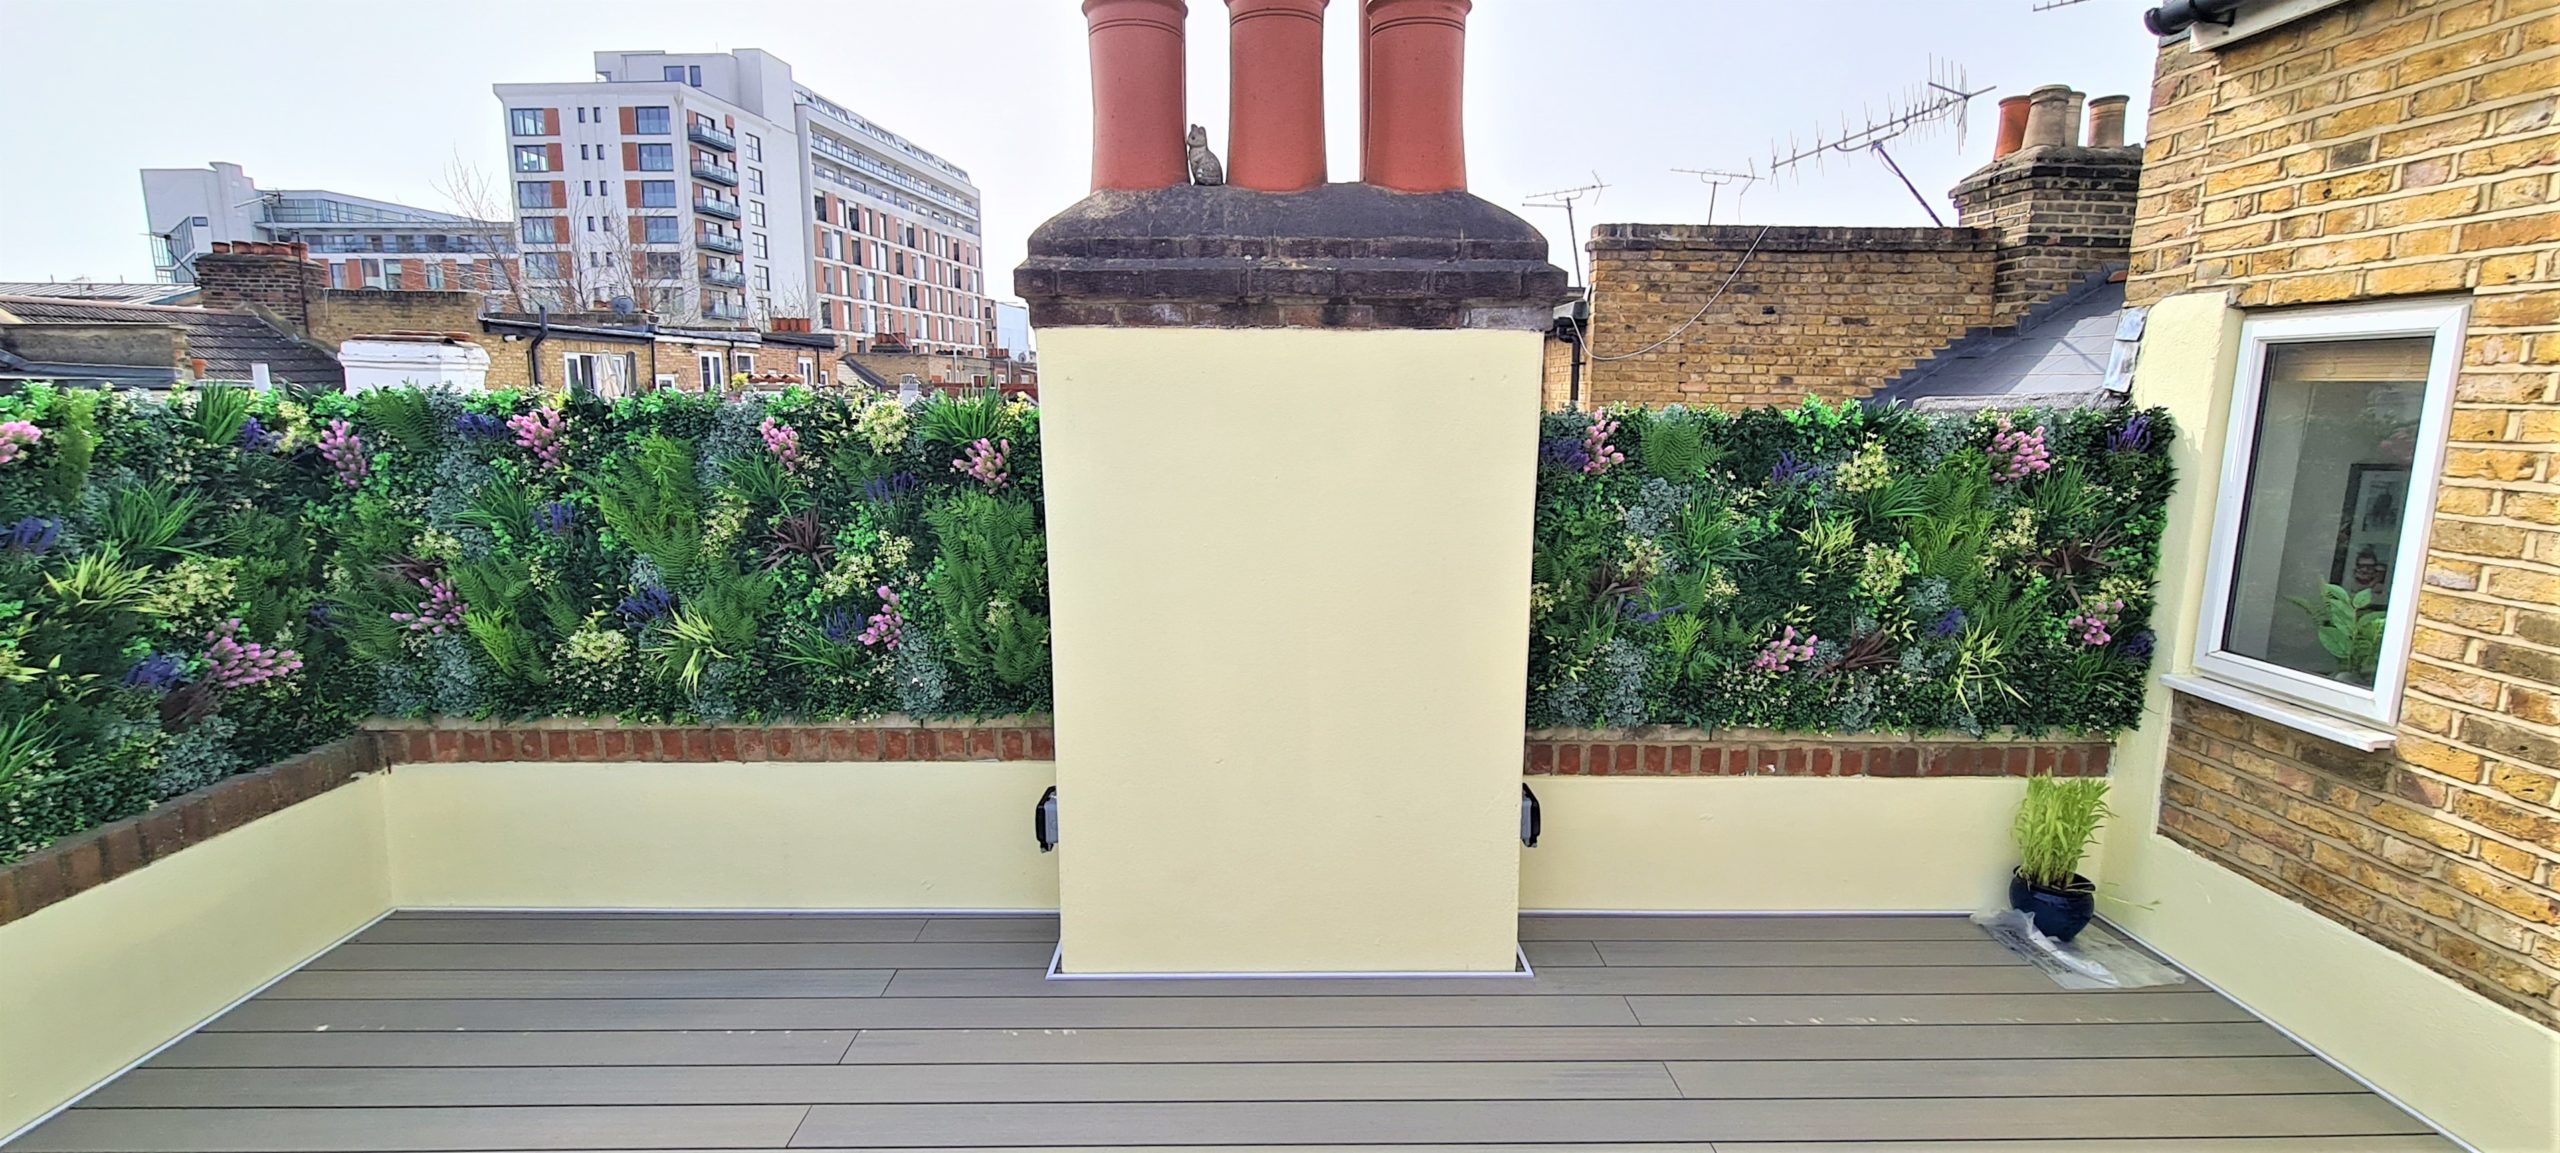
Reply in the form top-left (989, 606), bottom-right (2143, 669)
top-left (368, 716), bottom-right (1057, 766)
top-left (0, 735), bottom-right (385, 929)
top-left (1525, 729), bottom-right (2111, 779)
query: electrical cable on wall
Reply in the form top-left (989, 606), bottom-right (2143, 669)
top-left (1587, 223), bottom-right (1772, 363)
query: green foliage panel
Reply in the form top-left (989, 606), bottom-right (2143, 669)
top-left (0, 383), bottom-right (1047, 862)
top-left (1529, 400), bottom-right (2174, 735)
top-left (0, 380), bottom-right (2169, 866)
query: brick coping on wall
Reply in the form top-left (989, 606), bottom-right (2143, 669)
top-left (367, 716), bottom-right (1058, 767)
top-left (1526, 729), bottom-right (2112, 779)
top-left (1, 720), bottom-right (2112, 927)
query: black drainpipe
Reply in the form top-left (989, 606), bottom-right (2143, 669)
top-left (527, 304), bottom-right (550, 390)
top-left (2144, 0), bottom-right (2243, 35)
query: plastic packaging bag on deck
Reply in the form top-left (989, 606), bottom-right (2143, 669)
top-left (1972, 909), bottom-right (2188, 990)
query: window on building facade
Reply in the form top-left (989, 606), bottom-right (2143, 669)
top-left (748, 201), bottom-right (767, 227)
top-left (2195, 300), bottom-right (2467, 727)
top-left (640, 180), bottom-right (676, 208)
top-left (516, 182), bottom-right (556, 209)
top-left (688, 65), bottom-right (702, 86)
top-left (510, 108), bottom-right (547, 136)
top-left (745, 133), bottom-right (763, 161)
top-left (643, 216), bottom-right (679, 244)
top-left (577, 107), bottom-right (587, 123)
top-left (753, 266), bottom-right (771, 291)
top-left (426, 263), bottom-right (446, 291)
top-left (634, 106), bottom-right (671, 135)
top-left (524, 252), bottom-right (564, 278)
top-left (513, 145), bottom-right (551, 173)
top-left (746, 168), bottom-right (765, 194)
top-left (751, 233), bottom-right (768, 259)
top-left (519, 217), bottom-right (555, 245)
top-left (663, 65), bottom-right (685, 82)
top-left (636, 144), bottom-right (674, 171)
top-left (644, 252), bottom-right (683, 279)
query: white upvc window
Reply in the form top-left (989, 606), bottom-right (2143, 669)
top-left (2192, 298), bottom-right (2468, 728)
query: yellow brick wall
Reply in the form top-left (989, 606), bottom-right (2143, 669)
top-left (1568, 225), bottom-right (2001, 411)
top-left (1541, 332), bottom-right (1576, 410)
top-left (2133, 0), bottom-right (2560, 1026)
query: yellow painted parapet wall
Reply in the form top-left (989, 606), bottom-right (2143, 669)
top-left (1519, 777), bottom-right (2033, 913)
top-left (383, 761), bottom-right (1060, 910)
top-left (2109, 291), bottom-right (2559, 1153)
top-left (0, 758), bottom-right (1061, 1139)
top-left (0, 779), bottom-right (392, 1139)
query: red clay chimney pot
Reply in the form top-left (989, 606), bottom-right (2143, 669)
top-left (1994, 95), bottom-right (2031, 160)
top-left (1226, 0), bottom-right (1330, 192)
top-left (1361, 0), bottom-right (1471, 193)
top-left (1083, 0), bottom-right (1191, 191)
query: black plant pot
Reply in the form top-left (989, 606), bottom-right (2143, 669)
top-left (2009, 870), bottom-right (2096, 942)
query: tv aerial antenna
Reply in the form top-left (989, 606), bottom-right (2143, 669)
top-left (2031, 0), bottom-right (2099, 9)
top-left (1764, 58), bottom-right (1992, 225)
top-left (1670, 167), bottom-right (1761, 225)
top-left (1522, 174), bottom-right (1608, 289)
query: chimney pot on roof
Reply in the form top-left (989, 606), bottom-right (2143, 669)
top-left (1082, 0), bottom-right (1191, 191)
top-left (1361, 0), bottom-right (1472, 193)
top-left (1226, 0), bottom-right (1330, 192)
top-left (1993, 95), bottom-right (2031, 160)
top-left (2086, 94), bottom-right (2131, 148)
top-left (2022, 84), bottom-right (2075, 150)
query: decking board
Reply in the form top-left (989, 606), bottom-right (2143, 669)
top-left (9, 913), bottom-right (2449, 1152)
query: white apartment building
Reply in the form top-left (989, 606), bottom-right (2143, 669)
top-left (494, 49), bottom-right (988, 351)
top-left (140, 162), bottom-right (509, 292)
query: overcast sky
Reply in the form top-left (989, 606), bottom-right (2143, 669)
top-left (0, 0), bottom-right (2159, 292)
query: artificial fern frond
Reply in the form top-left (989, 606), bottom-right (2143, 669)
top-left (455, 481), bottom-right (538, 542)
top-left (358, 389), bottom-right (439, 453)
top-left (1639, 417), bottom-right (1720, 481)
top-left (921, 492), bottom-right (1050, 687)
top-left (588, 435), bottom-right (704, 587)
top-left (463, 608), bottom-right (550, 685)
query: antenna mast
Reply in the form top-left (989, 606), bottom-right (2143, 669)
top-left (1763, 58), bottom-right (1992, 225)
top-left (1669, 167), bottom-right (1760, 225)
top-left (1521, 174), bottom-right (1608, 289)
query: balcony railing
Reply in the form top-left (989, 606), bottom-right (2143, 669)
top-left (696, 232), bottom-right (745, 256)
top-left (700, 268), bottom-right (747, 289)
top-left (691, 161), bottom-right (740, 187)
top-left (687, 122), bottom-right (737, 152)
top-left (693, 196), bottom-right (741, 221)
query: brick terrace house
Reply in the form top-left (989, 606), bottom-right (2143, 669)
top-left (2122, 0), bottom-right (2560, 1030)
top-left (1552, 84), bottom-right (2144, 412)
top-left (185, 239), bottom-right (834, 396)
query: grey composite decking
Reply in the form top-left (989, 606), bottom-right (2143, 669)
top-left (12, 913), bottom-right (2454, 1152)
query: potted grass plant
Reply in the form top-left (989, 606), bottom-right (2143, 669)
top-left (2009, 775), bottom-right (2110, 942)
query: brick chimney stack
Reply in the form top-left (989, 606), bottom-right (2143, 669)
top-left (1023, 0), bottom-right (1563, 978)
top-left (1949, 84), bottom-right (2143, 323)
top-left (193, 241), bottom-right (331, 335)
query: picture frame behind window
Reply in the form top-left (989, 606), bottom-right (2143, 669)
top-left (2193, 299), bottom-right (2468, 727)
